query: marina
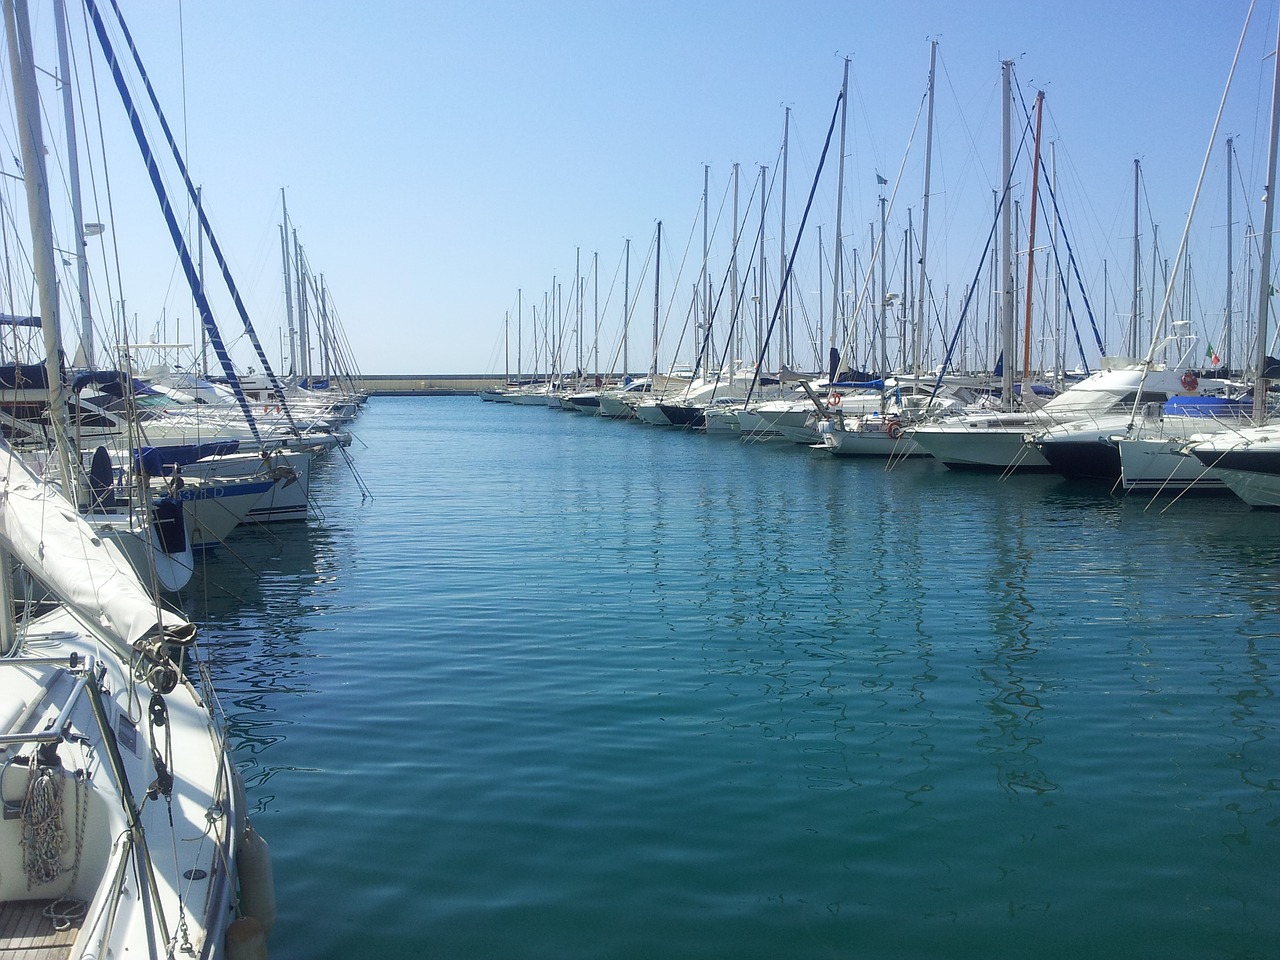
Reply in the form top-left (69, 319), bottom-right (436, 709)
top-left (1, 1), bottom-right (1280, 958)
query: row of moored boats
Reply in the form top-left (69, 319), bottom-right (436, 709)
top-left (1, 369), bottom-right (367, 959)
top-left (481, 355), bottom-right (1280, 508)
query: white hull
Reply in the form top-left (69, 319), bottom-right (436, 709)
top-left (1117, 437), bottom-right (1228, 493)
top-left (910, 415), bottom-right (1052, 470)
top-left (703, 408), bottom-right (742, 435)
top-left (631, 401), bottom-right (672, 425)
top-left (0, 443), bottom-right (265, 960)
top-left (1210, 466), bottom-right (1280, 507)
top-left (733, 408), bottom-right (784, 440)
top-left (820, 419), bottom-right (927, 457)
top-left (597, 394), bottom-right (637, 419)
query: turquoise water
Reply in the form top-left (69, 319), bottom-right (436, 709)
top-left (192, 396), bottom-right (1278, 960)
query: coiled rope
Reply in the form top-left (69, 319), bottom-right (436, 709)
top-left (21, 763), bottom-right (67, 887)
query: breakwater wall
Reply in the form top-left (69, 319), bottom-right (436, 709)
top-left (355, 374), bottom-right (502, 396)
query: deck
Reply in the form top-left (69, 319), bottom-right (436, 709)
top-left (0, 900), bottom-right (81, 960)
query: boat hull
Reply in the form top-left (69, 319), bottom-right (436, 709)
top-left (1118, 438), bottom-right (1227, 493)
top-left (910, 419), bottom-right (1053, 471)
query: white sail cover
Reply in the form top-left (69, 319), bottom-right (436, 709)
top-left (0, 442), bottom-right (192, 650)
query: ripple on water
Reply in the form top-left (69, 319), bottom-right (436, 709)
top-left (200, 398), bottom-right (1280, 960)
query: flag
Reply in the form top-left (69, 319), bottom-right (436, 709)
top-left (1206, 343), bottom-right (1220, 366)
top-left (876, 173), bottom-right (888, 186)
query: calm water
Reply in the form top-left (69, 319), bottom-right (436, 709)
top-left (190, 396), bottom-right (1278, 960)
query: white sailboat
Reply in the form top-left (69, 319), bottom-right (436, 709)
top-left (0, 4), bottom-right (275, 956)
top-left (0, 436), bottom-right (273, 959)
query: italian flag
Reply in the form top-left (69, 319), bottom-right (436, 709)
top-left (1206, 343), bottom-right (1221, 366)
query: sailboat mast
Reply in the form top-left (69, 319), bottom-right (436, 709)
top-left (731, 163), bottom-right (741, 377)
top-left (780, 107), bottom-right (790, 369)
top-left (54, 0), bottom-right (94, 371)
top-left (315, 275), bottom-right (326, 379)
top-left (829, 57), bottom-right (849, 377)
top-left (999, 59), bottom-right (1016, 409)
top-left (879, 193), bottom-right (888, 377)
top-left (575, 248), bottom-right (582, 380)
top-left (621, 245), bottom-right (629, 379)
top-left (914, 39), bottom-right (937, 377)
top-left (702, 164), bottom-right (710, 374)
top-left (757, 164), bottom-right (767, 370)
top-left (593, 250), bottom-right (599, 380)
top-left (1225, 137), bottom-right (1234, 374)
top-left (1131, 159), bottom-right (1141, 358)
top-left (517, 288), bottom-right (523, 382)
top-left (1022, 90), bottom-right (1046, 397)
top-left (1252, 12), bottom-right (1280, 422)
top-left (651, 222), bottom-right (661, 382)
top-left (6, 0), bottom-right (75, 494)
top-left (281, 189), bottom-right (296, 377)
top-left (816, 225), bottom-right (824, 370)
top-left (295, 230), bottom-right (309, 379)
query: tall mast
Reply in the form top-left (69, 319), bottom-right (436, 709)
top-left (295, 230), bottom-right (309, 379)
top-left (574, 248), bottom-right (582, 379)
top-left (592, 250), bottom-right (599, 380)
top-left (6, 0), bottom-right (76, 494)
top-left (779, 107), bottom-right (790, 368)
top-left (1252, 10), bottom-right (1280, 422)
top-left (829, 57), bottom-right (849, 379)
top-left (1022, 90), bottom-right (1046, 398)
top-left (197, 186), bottom-right (207, 376)
top-left (1225, 137), bottom-right (1234, 373)
top-left (757, 164), bottom-right (767, 371)
top-left (999, 59), bottom-right (1016, 410)
top-left (281, 189), bottom-right (296, 377)
top-left (702, 164), bottom-right (710, 374)
top-left (731, 163), bottom-right (741, 376)
top-left (516, 288), bottom-right (522, 381)
top-left (816, 225), bottom-right (824, 370)
top-left (1131, 158), bottom-right (1141, 358)
top-left (319, 275), bottom-right (330, 380)
top-left (621, 244), bottom-right (629, 379)
top-left (914, 39), bottom-right (938, 378)
top-left (879, 193), bottom-right (888, 378)
top-left (54, 0), bottom-right (94, 371)
top-left (1052, 141), bottom-right (1061, 380)
top-left (651, 222), bottom-right (661, 381)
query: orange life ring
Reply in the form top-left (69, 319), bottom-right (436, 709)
top-left (828, 392), bottom-right (842, 407)
top-left (1181, 371), bottom-right (1198, 392)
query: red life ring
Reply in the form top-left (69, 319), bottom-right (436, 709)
top-left (828, 392), bottom-right (842, 407)
top-left (1181, 371), bottom-right (1198, 392)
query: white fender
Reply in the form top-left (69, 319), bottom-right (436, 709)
top-left (237, 821), bottom-right (277, 935)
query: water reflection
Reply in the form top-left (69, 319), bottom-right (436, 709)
top-left (219, 399), bottom-right (1280, 960)
top-left (183, 520), bottom-right (344, 808)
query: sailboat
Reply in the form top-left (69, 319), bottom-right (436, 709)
top-left (0, 4), bottom-right (272, 958)
top-left (1183, 12), bottom-right (1280, 506)
top-left (0, 438), bottom-right (274, 959)
top-left (1042, 10), bottom-right (1272, 494)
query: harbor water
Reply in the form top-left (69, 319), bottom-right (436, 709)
top-left (194, 395), bottom-right (1278, 960)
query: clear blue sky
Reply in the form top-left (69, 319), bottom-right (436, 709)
top-left (8, 0), bottom-right (1277, 376)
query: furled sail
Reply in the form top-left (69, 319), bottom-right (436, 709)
top-left (0, 441), bottom-right (193, 649)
